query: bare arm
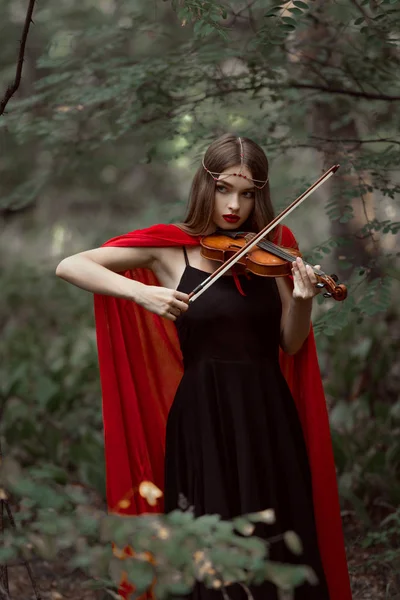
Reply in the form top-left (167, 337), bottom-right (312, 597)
top-left (55, 246), bottom-right (189, 321)
top-left (276, 257), bottom-right (320, 355)
top-left (55, 246), bottom-right (155, 301)
top-left (277, 278), bottom-right (313, 355)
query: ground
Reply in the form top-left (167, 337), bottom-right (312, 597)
top-left (344, 514), bottom-right (396, 600)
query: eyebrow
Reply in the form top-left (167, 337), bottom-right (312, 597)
top-left (217, 180), bottom-right (255, 191)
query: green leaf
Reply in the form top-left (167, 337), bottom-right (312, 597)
top-left (330, 402), bottom-right (354, 430)
top-left (125, 560), bottom-right (155, 594)
top-left (233, 517), bottom-right (255, 536)
top-left (281, 16), bottom-right (297, 26)
top-left (264, 562), bottom-right (312, 588)
top-left (169, 581), bottom-right (193, 595)
top-left (339, 486), bottom-right (372, 526)
top-left (283, 531), bottom-right (303, 555)
top-left (0, 546), bottom-right (18, 563)
top-left (195, 514), bottom-right (221, 529)
top-left (288, 8), bottom-right (304, 16)
top-left (293, 1), bottom-right (309, 8)
top-left (167, 510), bottom-right (195, 526)
top-left (247, 509), bottom-right (275, 524)
top-left (265, 6), bottom-right (282, 17)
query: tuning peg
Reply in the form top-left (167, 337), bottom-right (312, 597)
top-left (323, 292), bottom-right (332, 298)
top-left (330, 273), bottom-right (339, 282)
top-left (315, 282), bottom-right (325, 289)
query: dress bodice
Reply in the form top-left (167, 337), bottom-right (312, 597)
top-left (175, 263), bottom-right (282, 367)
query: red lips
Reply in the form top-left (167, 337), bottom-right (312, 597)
top-left (223, 214), bottom-right (240, 223)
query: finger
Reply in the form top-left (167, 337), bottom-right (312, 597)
top-left (305, 264), bottom-right (317, 285)
top-left (291, 260), bottom-right (300, 283)
top-left (163, 312), bottom-right (176, 322)
top-left (292, 259), bottom-right (305, 287)
top-left (296, 258), bottom-right (317, 287)
top-left (174, 299), bottom-right (189, 312)
top-left (175, 291), bottom-right (190, 303)
top-left (291, 259), bottom-right (300, 275)
top-left (314, 284), bottom-right (323, 295)
top-left (313, 266), bottom-right (322, 293)
top-left (295, 257), bottom-right (309, 280)
top-left (169, 306), bottom-right (182, 318)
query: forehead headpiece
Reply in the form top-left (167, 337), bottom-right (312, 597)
top-left (202, 137), bottom-right (269, 190)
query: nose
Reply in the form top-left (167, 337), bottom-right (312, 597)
top-left (227, 192), bottom-right (240, 212)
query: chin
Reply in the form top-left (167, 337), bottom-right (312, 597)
top-left (216, 220), bottom-right (243, 230)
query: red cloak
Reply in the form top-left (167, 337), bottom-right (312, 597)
top-left (93, 223), bottom-right (352, 600)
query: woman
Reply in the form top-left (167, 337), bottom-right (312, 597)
top-left (56, 134), bottom-right (351, 600)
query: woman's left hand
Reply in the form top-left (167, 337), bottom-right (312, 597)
top-left (291, 257), bottom-right (321, 300)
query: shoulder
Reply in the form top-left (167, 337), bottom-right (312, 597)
top-left (272, 225), bottom-right (298, 249)
top-left (102, 223), bottom-right (200, 248)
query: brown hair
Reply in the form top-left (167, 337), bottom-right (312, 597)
top-left (176, 133), bottom-right (275, 238)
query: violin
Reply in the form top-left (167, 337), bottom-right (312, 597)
top-left (200, 231), bottom-right (347, 301)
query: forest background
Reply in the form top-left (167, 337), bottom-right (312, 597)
top-left (0, 0), bottom-right (399, 599)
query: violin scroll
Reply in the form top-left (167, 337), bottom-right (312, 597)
top-left (316, 274), bottom-right (347, 301)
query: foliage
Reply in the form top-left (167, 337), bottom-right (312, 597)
top-left (0, 262), bottom-right (105, 495)
top-left (356, 509), bottom-right (400, 596)
top-left (0, 461), bottom-right (314, 599)
top-left (317, 311), bottom-right (400, 518)
top-left (311, 268), bottom-right (396, 337)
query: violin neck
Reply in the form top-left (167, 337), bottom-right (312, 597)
top-left (243, 233), bottom-right (324, 277)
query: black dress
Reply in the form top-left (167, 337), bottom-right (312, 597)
top-left (164, 248), bottom-right (330, 600)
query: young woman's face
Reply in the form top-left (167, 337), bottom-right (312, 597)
top-left (211, 164), bottom-right (255, 231)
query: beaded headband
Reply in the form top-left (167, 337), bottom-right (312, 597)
top-left (202, 137), bottom-right (269, 190)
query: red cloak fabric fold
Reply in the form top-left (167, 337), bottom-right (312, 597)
top-left (93, 223), bottom-right (352, 600)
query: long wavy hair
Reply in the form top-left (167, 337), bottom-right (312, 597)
top-left (176, 134), bottom-right (275, 239)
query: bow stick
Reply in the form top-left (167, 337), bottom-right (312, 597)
top-left (188, 164), bottom-right (340, 303)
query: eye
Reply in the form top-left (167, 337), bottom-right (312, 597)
top-left (216, 184), bottom-right (227, 193)
top-left (243, 191), bottom-right (255, 199)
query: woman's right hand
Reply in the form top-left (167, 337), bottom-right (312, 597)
top-left (136, 285), bottom-right (190, 321)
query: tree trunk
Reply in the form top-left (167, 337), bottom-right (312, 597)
top-left (287, 4), bottom-right (382, 277)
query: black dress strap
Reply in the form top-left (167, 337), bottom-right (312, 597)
top-left (182, 246), bottom-right (190, 266)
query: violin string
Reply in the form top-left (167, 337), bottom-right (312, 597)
top-left (243, 234), bottom-right (325, 277)
top-left (223, 231), bottom-right (326, 277)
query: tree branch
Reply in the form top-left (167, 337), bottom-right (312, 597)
top-left (0, 0), bottom-right (37, 116)
top-left (310, 136), bottom-right (400, 146)
top-left (184, 79), bottom-right (400, 105)
top-left (289, 82), bottom-right (400, 101)
top-left (349, 0), bottom-right (382, 33)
